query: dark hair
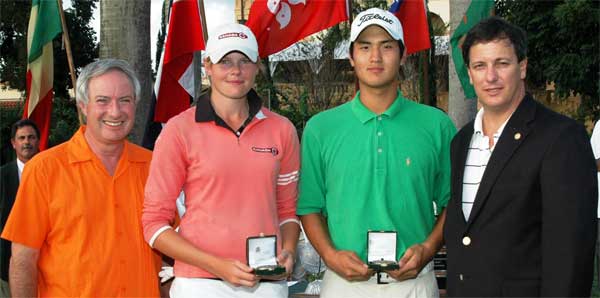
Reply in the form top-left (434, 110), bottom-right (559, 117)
top-left (349, 40), bottom-right (405, 60)
top-left (462, 16), bottom-right (527, 67)
top-left (11, 119), bottom-right (40, 139)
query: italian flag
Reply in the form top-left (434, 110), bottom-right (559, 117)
top-left (24, 0), bottom-right (62, 150)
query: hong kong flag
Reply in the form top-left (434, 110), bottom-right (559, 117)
top-left (246, 0), bottom-right (349, 58)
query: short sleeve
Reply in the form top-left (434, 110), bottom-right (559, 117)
top-left (434, 116), bottom-right (457, 212)
top-left (2, 159), bottom-right (50, 249)
top-left (297, 121), bottom-right (327, 216)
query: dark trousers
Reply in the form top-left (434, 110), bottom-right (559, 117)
top-left (597, 221), bottom-right (600, 286)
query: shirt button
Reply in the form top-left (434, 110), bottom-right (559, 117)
top-left (377, 132), bottom-right (383, 137)
top-left (459, 274), bottom-right (464, 281)
top-left (236, 131), bottom-right (241, 136)
top-left (377, 148), bottom-right (383, 153)
top-left (462, 236), bottom-right (471, 246)
top-left (377, 116), bottom-right (382, 121)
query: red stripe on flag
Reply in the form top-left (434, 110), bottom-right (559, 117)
top-left (154, 0), bottom-right (205, 123)
top-left (24, 72), bottom-right (53, 151)
top-left (390, 0), bottom-right (431, 54)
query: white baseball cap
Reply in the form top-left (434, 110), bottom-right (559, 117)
top-left (206, 23), bottom-right (259, 63)
top-left (350, 8), bottom-right (404, 43)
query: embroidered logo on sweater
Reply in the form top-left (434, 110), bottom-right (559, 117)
top-left (252, 146), bottom-right (279, 156)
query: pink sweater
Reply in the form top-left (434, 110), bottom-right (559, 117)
top-left (142, 107), bottom-right (300, 278)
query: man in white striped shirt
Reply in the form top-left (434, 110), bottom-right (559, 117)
top-left (443, 17), bottom-right (597, 297)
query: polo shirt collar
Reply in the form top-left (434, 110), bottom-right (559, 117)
top-left (67, 126), bottom-right (145, 164)
top-left (351, 90), bottom-right (405, 123)
top-left (473, 108), bottom-right (512, 138)
top-left (195, 88), bottom-right (264, 123)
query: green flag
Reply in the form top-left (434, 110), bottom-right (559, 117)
top-left (28, 0), bottom-right (62, 63)
top-left (450, 0), bottom-right (495, 99)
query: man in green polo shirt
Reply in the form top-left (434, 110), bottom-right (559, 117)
top-left (297, 8), bottom-right (455, 297)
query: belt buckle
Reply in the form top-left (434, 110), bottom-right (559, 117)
top-left (376, 272), bottom-right (389, 284)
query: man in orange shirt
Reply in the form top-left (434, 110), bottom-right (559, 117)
top-left (1, 59), bottom-right (160, 297)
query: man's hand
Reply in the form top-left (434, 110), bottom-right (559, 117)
top-left (325, 250), bottom-right (373, 281)
top-left (386, 243), bottom-right (432, 281)
top-left (277, 249), bottom-right (295, 277)
top-left (211, 258), bottom-right (258, 287)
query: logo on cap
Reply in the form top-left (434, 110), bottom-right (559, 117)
top-left (218, 32), bottom-right (248, 40)
top-left (357, 13), bottom-right (394, 27)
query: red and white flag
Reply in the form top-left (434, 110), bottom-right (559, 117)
top-left (154, 0), bottom-right (205, 123)
top-left (389, 0), bottom-right (431, 54)
top-left (246, 0), bottom-right (349, 58)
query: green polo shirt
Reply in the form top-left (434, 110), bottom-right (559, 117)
top-left (297, 91), bottom-right (456, 262)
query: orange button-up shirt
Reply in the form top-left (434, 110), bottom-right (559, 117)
top-left (2, 126), bottom-right (160, 297)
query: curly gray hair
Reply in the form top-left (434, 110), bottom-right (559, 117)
top-left (76, 59), bottom-right (141, 105)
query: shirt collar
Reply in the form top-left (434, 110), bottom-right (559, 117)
top-left (16, 158), bottom-right (24, 181)
top-left (473, 108), bottom-right (512, 137)
top-left (67, 126), bottom-right (145, 164)
top-left (350, 90), bottom-right (405, 123)
top-left (195, 88), bottom-right (264, 123)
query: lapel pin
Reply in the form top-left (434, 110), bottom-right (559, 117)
top-left (514, 132), bottom-right (521, 140)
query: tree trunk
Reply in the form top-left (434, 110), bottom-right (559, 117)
top-left (448, 0), bottom-right (477, 130)
top-left (99, 0), bottom-right (151, 145)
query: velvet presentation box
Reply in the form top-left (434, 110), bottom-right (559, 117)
top-left (247, 235), bottom-right (285, 276)
top-left (367, 231), bottom-right (399, 271)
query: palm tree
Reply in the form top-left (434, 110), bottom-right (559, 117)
top-left (99, 0), bottom-right (152, 144)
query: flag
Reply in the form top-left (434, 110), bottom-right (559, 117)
top-left (450, 0), bottom-right (495, 99)
top-left (389, 0), bottom-right (431, 55)
top-left (142, 48), bottom-right (166, 150)
top-left (246, 0), bottom-right (349, 58)
top-left (24, 0), bottom-right (62, 150)
top-left (154, 0), bottom-right (205, 123)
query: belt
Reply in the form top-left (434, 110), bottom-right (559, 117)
top-left (205, 277), bottom-right (283, 284)
top-left (373, 261), bottom-right (434, 284)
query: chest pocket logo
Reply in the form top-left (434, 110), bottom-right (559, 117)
top-left (252, 146), bottom-right (279, 156)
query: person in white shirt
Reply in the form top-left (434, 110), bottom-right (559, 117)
top-left (0, 119), bottom-right (40, 296)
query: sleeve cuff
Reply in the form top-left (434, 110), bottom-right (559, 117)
top-left (279, 218), bottom-right (301, 227)
top-left (148, 226), bottom-right (172, 248)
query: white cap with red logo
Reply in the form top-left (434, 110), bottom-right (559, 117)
top-left (350, 8), bottom-right (404, 43)
top-left (206, 23), bottom-right (259, 63)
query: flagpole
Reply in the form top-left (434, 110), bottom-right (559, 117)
top-left (56, 0), bottom-right (83, 125)
top-left (194, 0), bottom-right (208, 101)
top-left (346, 0), bottom-right (353, 23)
top-left (347, 0), bottom-right (358, 93)
top-left (197, 0), bottom-right (208, 42)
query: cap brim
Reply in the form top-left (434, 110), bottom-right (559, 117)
top-left (209, 48), bottom-right (259, 64)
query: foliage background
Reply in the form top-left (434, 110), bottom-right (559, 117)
top-left (0, 0), bottom-right (98, 165)
top-left (496, 0), bottom-right (600, 122)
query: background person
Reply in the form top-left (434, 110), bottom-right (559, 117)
top-left (0, 119), bottom-right (40, 297)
